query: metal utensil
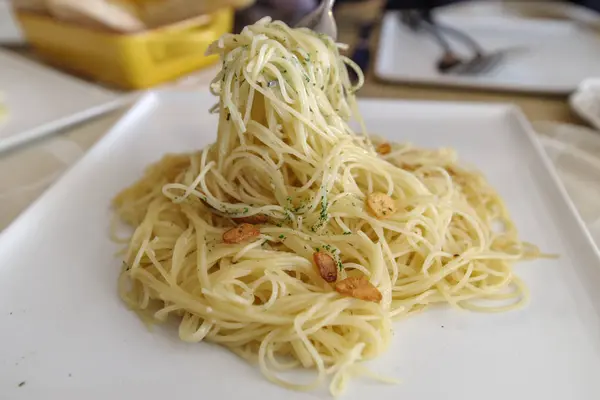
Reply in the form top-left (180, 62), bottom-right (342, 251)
top-left (400, 11), bottom-right (465, 73)
top-left (295, 0), bottom-right (337, 40)
top-left (400, 10), bottom-right (503, 76)
top-left (267, 1), bottom-right (337, 88)
top-left (431, 21), bottom-right (506, 76)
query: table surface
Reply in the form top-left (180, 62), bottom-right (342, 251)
top-left (0, 1), bottom-right (589, 231)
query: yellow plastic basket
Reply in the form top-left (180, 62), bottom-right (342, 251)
top-left (16, 8), bottom-right (233, 89)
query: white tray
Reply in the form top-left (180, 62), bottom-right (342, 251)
top-left (0, 49), bottom-right (126, 153)
top-left (1, 91), bottom-right (599, 400)
top-left (375, 11), bottom-right (600, 94)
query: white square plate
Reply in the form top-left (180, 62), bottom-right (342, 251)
top-left (375, 11), bottom-right (600, 94)
top-left (0, 49), bottom-right (126, 153)
top-left (1, 91), bottom-right (600, 400)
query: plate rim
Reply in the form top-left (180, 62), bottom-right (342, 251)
top-left (0, 49), bottom-right (132, 154)
top-left (506, 103), bottom-right (600, 258)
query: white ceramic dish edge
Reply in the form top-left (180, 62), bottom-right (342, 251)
top-left (0, 49), bottom-right (132, 154)
top-left (0, 97), bottom-right (129, 154)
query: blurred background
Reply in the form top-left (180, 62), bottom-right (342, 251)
top-left (1, 0), bottom-right (600, 236)
top-left (1, 0), bottom-right (600, 91)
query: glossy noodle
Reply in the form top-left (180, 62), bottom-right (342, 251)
top-left (113, 18), bottom-right (541, 396)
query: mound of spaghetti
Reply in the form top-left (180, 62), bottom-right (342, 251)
top-left (113, 18), bottom-right (540, 396)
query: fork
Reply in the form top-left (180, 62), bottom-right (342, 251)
top-left (401, 10), bottom-right (503, 76)
top-left (432, 21), bottom-right (505, 76)
top-left (295, 0), bottom-right (337, 40)
top-left (268, 0), bottom-right (337, 88)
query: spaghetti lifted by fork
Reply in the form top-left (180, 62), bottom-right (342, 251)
top-left (113, 17), bottom-right (541, 396)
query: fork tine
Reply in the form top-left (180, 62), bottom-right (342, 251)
top-left (475, 46), bottom-right (528, 75)
top-left (464, 58), bottom-right (488, 75)
top-left (476, 53), bottom-right (503, 75)
top-left (449, 57), bottom-right (483, 75)
top-left (429, 18), bottom-right (504, 76)
top-left (457, 52), bottom-right (503, 76)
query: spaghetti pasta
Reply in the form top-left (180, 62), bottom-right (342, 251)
top-left (113, 18), bottom-right (541, 396)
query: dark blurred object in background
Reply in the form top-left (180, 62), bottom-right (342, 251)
top-left (383, 0), bottom-right (466, 11)
top-left (235, 0), bottom-right (468, 31)
top-left (383, 0), bottom-right (600, 13)
top-left (236, 0), bottom-right (317, 30)
top-left (235, 0), bottom-right (600, 32)
top-left (570, 0), bottom-right (600, 12)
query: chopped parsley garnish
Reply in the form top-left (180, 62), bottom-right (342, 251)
top-left (319, 191), bottom-right (328, 221)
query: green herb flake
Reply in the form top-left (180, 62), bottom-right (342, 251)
top-left (279, 234), bottom-right (286, 239)
top-left (343, 232), bottom-right (352, 235)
